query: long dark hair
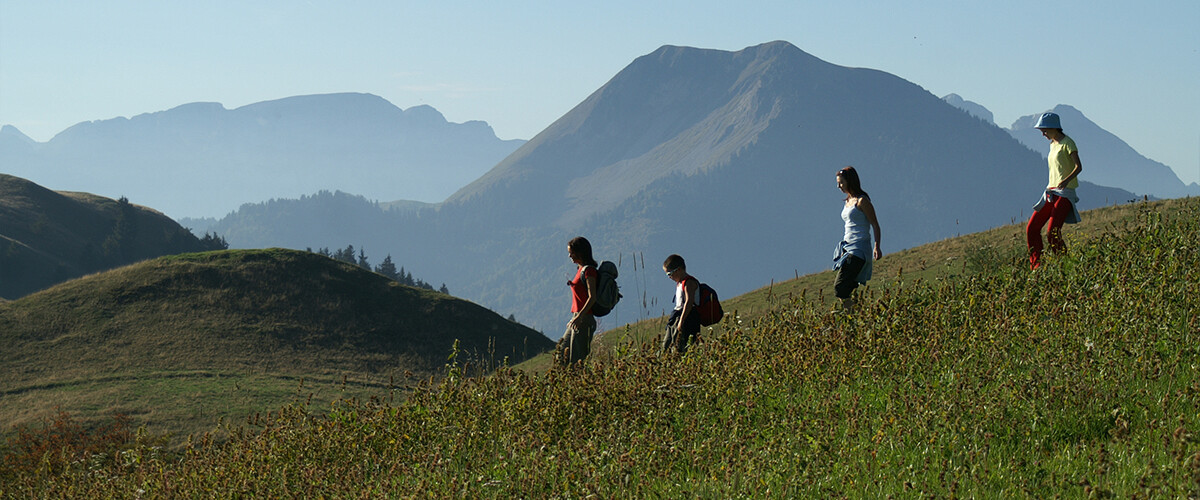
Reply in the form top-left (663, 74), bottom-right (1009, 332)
top-left (568, 236), bottom-right (598, 268)
top-left (838, 166), bottom-right (869, 200)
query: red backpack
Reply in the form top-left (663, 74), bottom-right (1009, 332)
top-left (688, 277), bottom-right (724, 326)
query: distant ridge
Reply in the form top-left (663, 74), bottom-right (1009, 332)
top-left (0, 124), bottom-right (35, 147)
top-left (941, 93), bottom-right (993, 124)
top-left (0, 93), bottom-right (525, 218)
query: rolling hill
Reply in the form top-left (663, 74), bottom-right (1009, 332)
top-left (0, 173), bottom-right (226, 300)
top-left (0, 248), bottom-right (553, 442)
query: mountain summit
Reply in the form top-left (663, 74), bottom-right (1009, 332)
top-left (447, 41), bottom-right (843, 228)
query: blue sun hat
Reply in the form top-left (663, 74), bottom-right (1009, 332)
top-left (1033, 112), bottom-right (1061, 129)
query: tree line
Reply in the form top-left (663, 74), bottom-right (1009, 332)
top-left (310, 244), bottom-right (448, 295)
top-left (97, 197), bottom-right (228, 266)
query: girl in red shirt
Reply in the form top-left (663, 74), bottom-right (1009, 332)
top-left (561, 236), bottom-right (598, 365)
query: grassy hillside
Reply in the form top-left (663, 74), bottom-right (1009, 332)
top-left (518, 197), bottom-right (1196, 372)
top-left (0, 248), bottom-right (552, 444)
top-left (0, 173), bottom-right (224, 299)
top-left (4, 198), bottom-right (1198, 496)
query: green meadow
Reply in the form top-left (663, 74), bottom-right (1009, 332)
top-left (0, 248), bottom-right (547, 449)
top-left (3, 198), bottom-right (1198, 497)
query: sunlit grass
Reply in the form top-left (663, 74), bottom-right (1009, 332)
top-left (4, 198), bottom-right (1199, 497)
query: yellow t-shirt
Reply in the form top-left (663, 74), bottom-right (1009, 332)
top-left (1048, 135), bottom-right (1079, 189)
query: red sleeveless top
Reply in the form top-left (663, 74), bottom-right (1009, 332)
top-left (569, 265), bottom-right (597, 313)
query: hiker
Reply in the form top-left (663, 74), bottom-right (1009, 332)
top-left (661, 254), bottom-right (701, 354)
top-left (560, 236), bottom-right (598, 366)
top-left (832, 166), bottom-right (882, 312)
top-left (1026, 112), bottom-right (1083, 270)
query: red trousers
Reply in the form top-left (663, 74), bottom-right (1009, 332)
top-left (1026, 194), bottom-right (1073, 269)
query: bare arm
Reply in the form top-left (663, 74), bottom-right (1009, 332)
top-left (582, 272), bottom-right (598, 315)
top-left (677, 277), bottom-right (698, 329)
top-left (1055, 151), bottom-right (1083, 190)
top-left (858, 197), bottom-right (883, 260)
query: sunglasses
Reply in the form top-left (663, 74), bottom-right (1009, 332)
top-left (665, 267), bottom-right (679, 276)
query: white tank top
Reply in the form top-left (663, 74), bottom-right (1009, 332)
top-left (674, 278), bottom-right (698, 311)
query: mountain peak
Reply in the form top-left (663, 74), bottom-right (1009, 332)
top-left (942, 93), bottom-right (994, 124)
top-left (163, 101), bottom-right (227, 114)
top-left (402, 104), bottom-right (448, 122)
top-left (1, 124), bottom-right (34, 142)
top-left (445, 40), bottom-right (876, 227)
top-left (234, 92), bottom-right (393, 113)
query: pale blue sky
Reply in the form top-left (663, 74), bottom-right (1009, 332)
top-left (2, 0), bottom-right (1197, 183)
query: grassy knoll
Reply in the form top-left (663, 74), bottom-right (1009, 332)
top-left (0, 248), bottom-right (551, 445)
top-left (4, 198), bottom-right (1199, 496)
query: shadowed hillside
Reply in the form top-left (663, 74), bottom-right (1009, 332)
top-left (0, 173), bottom-right (226, 300)
top-left (0, 248), bottom-right (552, 441)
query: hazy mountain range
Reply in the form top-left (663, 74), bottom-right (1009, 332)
top-left (191, 42), bottom-right (1146, 335)
top-left (0, 94), bottom-right (524, 219)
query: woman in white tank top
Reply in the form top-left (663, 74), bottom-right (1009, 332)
top-left (832, 166), bottom-right (882, 312)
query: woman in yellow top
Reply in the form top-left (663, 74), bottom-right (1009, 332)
top-left (1026, 112), bottom-right (1083, 269)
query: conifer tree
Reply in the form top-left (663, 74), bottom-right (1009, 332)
top-left (375, 255), bottom-right (399, 281)
top-left (357, 248), bottom-right (370, 270)
top-left (334, 245), bottom-right (356, 264)
top-left (199, 233), bottom-right (229, 250)
top-left (101, 196), bottom-right (137, 263)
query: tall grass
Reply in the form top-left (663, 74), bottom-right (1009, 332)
top-left (4, 200), bottom-right (1199, 497)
